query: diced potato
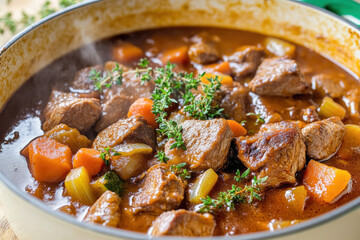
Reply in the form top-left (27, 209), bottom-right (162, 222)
top-left (265, 37), bottom-right (296, 58)
top-left (318, 96), bottom-right (346, 120)
top-left (303, 160), bottom-right (351, 203)
top-left (111, 154), bottom-right (145, 180)
top-left (201, 73), bottom-right (233, 86)
top-left (44, 124), bottom-right (91, 153)
top-left (114, 143), bottom-right (153, 157)
top-left (91, 171), bottom-right (125, 197)
top-left (337, 124), bottom-right (360, 159)
top-left (189, 168), bottom-right (218, 204)
top-left (65, 167), bottom-right (96, 205)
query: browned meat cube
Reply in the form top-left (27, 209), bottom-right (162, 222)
top-left (311, 74), bottom-right (345, 98)
top-left (70, 65), bottom-right (103, 93)
top-left (235, 121), bottom-right (306, 188)
top-left (95, 95), bottom-right (133, 132)
top-left (302, 117), bottom-right (345, 160)
top-left (92, 115), bottom-right (156, 151)
top-left (220, 82), bottom-right (249, 122)
top-left (165, 119), bottom-right (233, 171)
top-left (95, 71), bottom-right (154, 132)
top-left (83, 191), bottom-right (121, 227)
top-left (148, 209), bottom-right (215, 236)
top-left (131, 165), bottom-right (185, 214)
top-left (188, 33), bottom-right (220, 64)
top-left (300, 106), bottom-right (320, 123)
top-left (249, 57), bottom-right (310, 97)
top-left (43, 90), bottom-right (101, 133)
top-left (227, 45), bottom-right (265, 78)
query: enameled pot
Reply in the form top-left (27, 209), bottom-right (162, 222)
top-left (0, 0), bottom-right (360, 239)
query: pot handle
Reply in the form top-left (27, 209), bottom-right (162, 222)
top-left (298, 0), bottom-right (360, 26)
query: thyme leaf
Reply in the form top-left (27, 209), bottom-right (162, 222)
top-left (197, 174), bottom-right (268, 213)
top-left (170, 163), bottom-right (191, 180)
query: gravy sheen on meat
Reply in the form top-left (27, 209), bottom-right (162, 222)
top-left (0, 27), bottom-right (359, 237)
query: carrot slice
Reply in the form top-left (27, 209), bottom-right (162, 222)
top-left (303, 160), bottom-right (351, 203)
top-left (227, 120), bottom-right (247, 137)
top-left (204, 61), bottom-right (231, 75)
top-left (112, 42), bottom-right (143, 63)
top-left (27, 137), bottom-right (72, 182)
top-left (162, 46), bottom-right (189, 65)
top-left (127, 98), bottom-right (158, 128)
top-left (201, 73), bottom-right (233, 86)
top-left (73, 148), bottom-right (104, 176)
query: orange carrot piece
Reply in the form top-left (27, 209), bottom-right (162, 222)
top-left (201, 73), bottom-right (233, 86)
top-left (303, 160), bottom-right (351, 203)
top-left (112, 42), bottom-right (143, 63)
top-left (204, 61), bottom-right (232, 75)
top-left (128, 98), bottom-right (158, 128)
top-left (27, 137), bottom-right (72, 182)
top-left (162, 46), bottom-right (189, 65)
top-left (227, 120), bottom-right (247, 137)
top-left (283, 186), bottom-right (308, 213)
top-left (73, 148), bottom-right (104, 176)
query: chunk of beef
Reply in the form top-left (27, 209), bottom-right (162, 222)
top-left (70, 65), bottom-right (103, 93)
top-left (227, 45), bottom-right (265, 78)
top-left (92, 115), bottom-right (156, 151)
top-left (302, 117), bottom-right (345, 160)
top-left (343, 88), bottom-right (360, 117)
top-left (95, 71), bottom-right (154, 132)
top-left (165, 119), bottom-right (233, 171)
top-left (95, 95), bottom-right (133, 132)
top-left (70, 62), bottom-right (130, 93)
top-left (83, 191), bottom-right (121, 227)
top-left (148, 209), bottom-right (215, 236)
top-left (235, 121), bottom-right (306, 188)
top-left (311, 74), bottom-right (345, 98)
top-left (43, 90), bottom-right (101, 133)
top-left (300, 106), bottom-right (320, 123)
top-left (220, 82), bottom-right (248, 122)
top-left (131, 165), bottom-right (185, 214)
top-left (249, 92), bottom-right (283, 123)
top-left (188, 33), bottom-right (220, 64)
top-left (249, 57), bottom-right (310, 97)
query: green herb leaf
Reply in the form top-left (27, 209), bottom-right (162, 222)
top-left (155, 150), bottom-right (169, 164)
top-left (170, 163), bottom-right (191, 180)
top-left (197, 174), bottom-right (268, 213)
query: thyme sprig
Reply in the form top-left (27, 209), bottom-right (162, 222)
top-left (90, 58), bottom-right (224, 163)
top-left (246, 112), bottom-right (265, 125)
top-left (183, 75), bottom-right (223, 120)
top-left (100, 147), bottom-right (121, 166)
top-left (197, 170), bottom-right (268, 213)
top-left (170, 163), bottom-right (191, 180)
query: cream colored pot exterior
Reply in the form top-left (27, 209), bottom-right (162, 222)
top-left (0, 0), bottom-right (360, 239)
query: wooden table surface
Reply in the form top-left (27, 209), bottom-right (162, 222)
top-left (0, 204), bottom-right (17, 240)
